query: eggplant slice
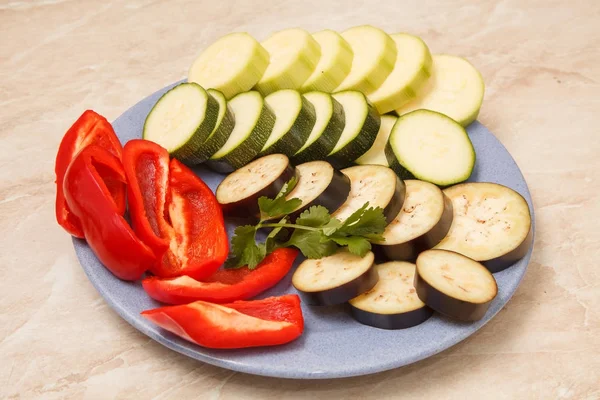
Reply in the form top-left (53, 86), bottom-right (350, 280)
top-left (378, 180), bottom-right (453, 261)
top-left (435, 182), bottom-right (533, 273)
top-left (332, 165), bottom-right (406, 224)
top-left (282, 160), bottom-right (351, 220)
top-left (415, 249), bottom-right (498, 322)
top-left (292, 250), bottom-right (377, 306)
top-left (350, 261), bottom-right (433, 329)
top-left (215, 153), bottom-right (294, 218)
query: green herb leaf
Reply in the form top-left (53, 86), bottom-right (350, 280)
top-left (258, 177), bottom-right (302, 219)
top-left (265, 218), bottom-right (288, 253)
top-left (338, 204), bottom-right (387, 237)
top-left (330, 236), bottom-right (372, 257)
top-left (285, 229), bottom-right (337, 259)
top-left (295, 205), bottom-right (331, 227)
top-left (226, 225), bottom-right (265, 269)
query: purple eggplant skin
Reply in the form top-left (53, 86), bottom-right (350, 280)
top-left (350, 304), bottom-right (433, 330)
top-left (381, 192), bottom-right (453, 261)
top-left (413, 268), bottom-right (495, 322)
top-left (382, 175), bottom-right (406, 225)
top-left (483, 226), bottom-right (533, 273)
top-left (216, 157), bottom-right (296, 219)
top-left (296, 264), bottom-right (379, 306)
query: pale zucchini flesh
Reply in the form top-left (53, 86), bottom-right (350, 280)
top-left (188, 32), bottom-right (270, 99)
top-left (367, 33), bottom-right (433, 114)
top-left (355, 114), bottom-right (397, 166)
top-left (334, 25), bottom-right (397, 94)
top-left (143, 82), bottom-right (218, 165)
top-left (385, 109), bottom-right (475, 185)
top-left (255, 28), bottom-right (321, 95)
top-left (396, 54), bottom-right (485, 126)
top-left (300, 29), bottom-right (354, 93)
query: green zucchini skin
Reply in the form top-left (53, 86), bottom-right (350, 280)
top-left (385, 142), bottom-right (415, 180)
top-left (327, 103), bottom-right (381, 169)
top-left (292, 96), bottom-right (345, 164)
top-left (195, 89), bottom-right (236, 162)
top-left (206, 96), bottom-right (276, 173)
top-left (261, 96), bottom-right (317, 157)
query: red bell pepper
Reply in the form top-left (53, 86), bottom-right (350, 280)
top-left (55, 110), bottom-right (125, 238)
top-left (142, 248), bottom-right (299, 304)
top-left (63, 145), bottom-right (155, 280)
top-left (141, 295), bottom-right (304, 349)
top-left (123, 140), bottom-right (228, 280)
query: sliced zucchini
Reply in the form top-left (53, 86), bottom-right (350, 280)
top-left (188, 32), bottom-right (270, 100)
top-left (415, 249), bottom-right (498, 321)
top-left (435, 182), bottom-right (533, 273)
top-left (207, 91), bottom-right (275, 173)
top-left (396, 54), bottom-right (485, 126)
top-left (328, 91), bottom-right (380, 168)
top-left (255, 28), bottom-right (321, 95)
top-left (215, 154), bottom-right (294, 217)
top-left (143, 82), bottom-right (219, 165)
top-left (194, 89), bottom-right (236, 161)
top-left (335, 25), bottom-right (397, 94)
top-left (332, 165), bottom-right (405, 224)
top-left (355, 115), bottom-right (397, 167)
top-left (350, 261), bottom-right (433, 329)
top-left (260, 90), bottom-right (316, 157)
top-left (385, 109), bottom-right (475, 185)
top-left (378, 180), bottom-right (453, 261)
top-left (292, 250), bottom-right (377, 306)
top-left (281, 161), bottom-right (351, 220)
top-left (367, 33), bottom-right (433, 114)
top-left (292, 91), bottom-right (345, 164)
top-left (300, 29), bottom-right (353, 93)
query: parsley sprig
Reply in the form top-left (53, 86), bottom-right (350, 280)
top-left (225, 178), bottom-right (387, 269)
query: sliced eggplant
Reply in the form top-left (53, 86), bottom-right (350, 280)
top-left (378, 180), bottom-right (453, 261)
top-left (282, 160), bottom-right (351, 220)
top-left (215, 153), bottom-right (294, 217)
top-left (435, 182), bottom-right (533, 273)
top-left (292, 250), bottom-right (377, 306)
top-left (350, 261), bottom-right (433, 329)
top-left (415, 249), bottom-right (498, 322)
top-left (332, 165), bottom-right (405, 224)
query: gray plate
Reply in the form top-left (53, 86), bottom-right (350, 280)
top-left (74, 82), bottom-right (535, 379)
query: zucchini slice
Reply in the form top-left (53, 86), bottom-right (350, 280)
top-left (215, 154), bottom-right (294, 217)
top-left (260, 90), bottom-right (316, 157)
top-left (378, 180), bottom-right (453, 261)
top-left (355, 114), bottom-right (397, 167)
top-left (415, 249), bottom-right (498, 321)
top-left (385, 109), bottom-right (475, 185)
top-left (435, 182), bottom-right (533, 273)
top-left (350, 261), bottom-right (433, 329)
top-left (255, 28), bottom-right (321, 95)
top-left (335, 25), bottom-right (397, 94)
top-left (282, 160), bottom-right (351, 219)
top-left (396, 54), bottom-right (485, 126)
top-left (328, 91), bottom-right (380, 169)
top-left (194, 89), bottom-right (236, 161)
top-left (188, 32), bottom-right (270, 100)
top-left (292, 91), bottom-right (345, 164)
top-left (300, 29), bottom-right (353, 93)
top-left (143, 82), bottom-right (219, 165)
top-left (368, 33), bottom-right (433, 115)
top-left (207, 91), bottom-right (275, 173)
top-left (332, 165), bottom-right (405, 224)
top-left (292, 250), bottom-right (377, 306)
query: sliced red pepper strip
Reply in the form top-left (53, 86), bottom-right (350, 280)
top-left (55, 110), bottom-right (124, 238)
top-left (63, 145), bottom-right (155, 281)
top-left (142, 248), bottom-right (299, 304)
top-left (141, 295), bottom-right (304, 349)
top-left (122, 139), bottom-right (172, 258)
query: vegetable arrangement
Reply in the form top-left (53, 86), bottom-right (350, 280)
top-left (54, 24), bottom-right (533, 352)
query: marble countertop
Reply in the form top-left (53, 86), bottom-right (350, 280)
top-left (1, 0), bottom-right (599, 398)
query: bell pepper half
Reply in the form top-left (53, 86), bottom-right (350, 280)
top-left (141, 294), bottom-right (304, 349)
top-left (63, 144), bottom-right (155, 281)
top-left (142, 248), bottom-right (299, 304)
top-left (122, 140), bottom-right (228, 280)
top-left (55, 110), bottom-right (125, 238)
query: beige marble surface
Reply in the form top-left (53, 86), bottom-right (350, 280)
top-left (1, 0), bottom-right (599, 398)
